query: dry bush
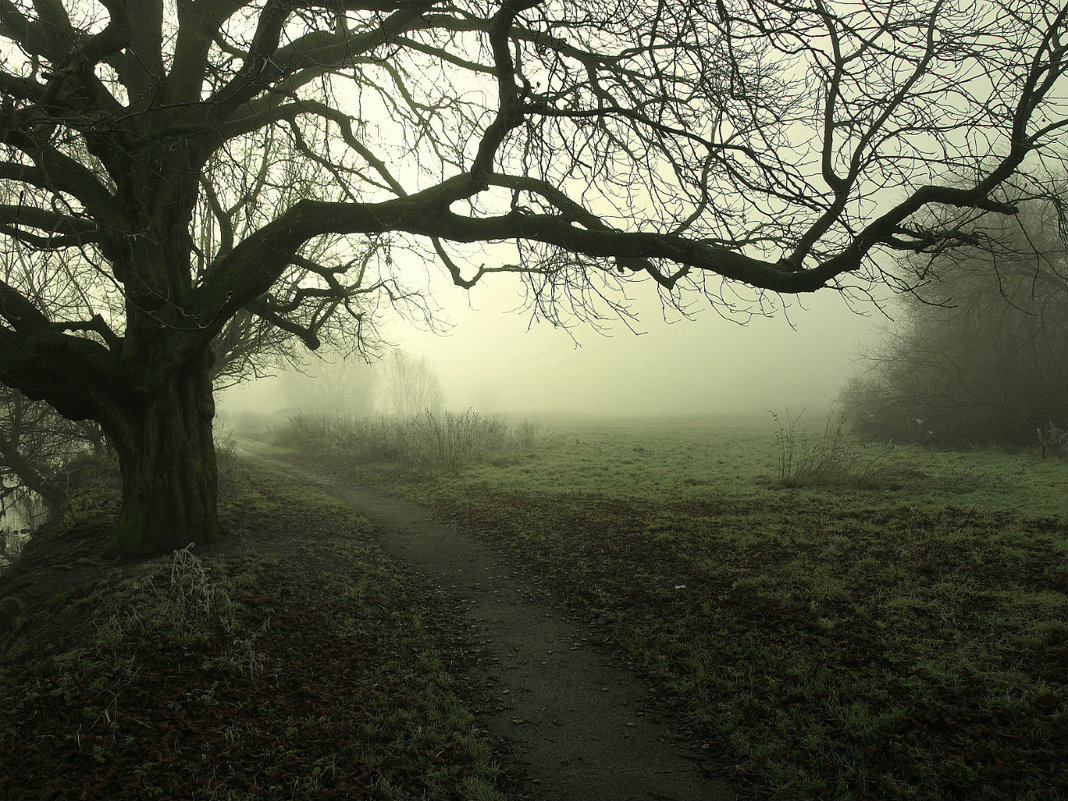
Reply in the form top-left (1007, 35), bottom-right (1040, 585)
top-left (275, 410), bottom-right (548, 471)
top-left (770, 410), bottom-right (882, 487)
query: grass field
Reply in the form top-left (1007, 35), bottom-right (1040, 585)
top-left (279, 412), bottom-right (1068, 800)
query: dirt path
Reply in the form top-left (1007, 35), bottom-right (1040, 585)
top-left (243, 448), bottom-right (739, 801)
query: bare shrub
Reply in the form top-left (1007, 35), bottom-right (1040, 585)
top-left (94, 546), bottom-right (269, 677)
top-left (1036, 422), bottom-right (1068, 459)
top-left (0, 526), bottom-right (29, 572)
top-left (214, 428), bottom-right (239, 478)
top-left (770, 410), bottom-right (881, 487)
top-left (275, 410), bottom-right (548, 471)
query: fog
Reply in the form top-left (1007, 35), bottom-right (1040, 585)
top-left (220, 274), bottom-right (886, 421)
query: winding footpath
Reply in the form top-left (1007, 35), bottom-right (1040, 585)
top-left (243, 447), bottom-right (740, 801)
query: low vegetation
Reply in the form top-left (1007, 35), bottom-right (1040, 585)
top-left (769, 410), bottom-right (882, 488)
top-left (5, 412), bottom-right (1065, 800)
top-left (280, 414), bottom-right (1068, 801)
top-left (272, 410), bottom-right (548, 472)
top-left (0, 459), bottom-right (508, 800)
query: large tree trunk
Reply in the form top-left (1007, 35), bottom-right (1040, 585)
top-left (106, 354), bottom-right (221, 557)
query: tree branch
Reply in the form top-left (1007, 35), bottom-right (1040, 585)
top-left (0, 203), bottom-right (100, 246)
top-left (208, 3), bottom-right (434, 117)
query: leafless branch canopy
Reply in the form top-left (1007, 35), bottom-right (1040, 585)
top-left (0, 0), bottom-right (1065, 407)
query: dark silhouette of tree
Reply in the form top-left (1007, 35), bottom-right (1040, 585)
top-left (840, 197), bottom-right (1068, 446)
top-left (0, 0), bottom-right (1066, 554)
top-left (0, 304), bottom-right (343, 528)
top-left (0, 140), bottom-right (394, 527)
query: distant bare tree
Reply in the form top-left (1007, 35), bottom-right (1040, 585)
top-left (0, 0), bottom-right (1065, 554)
top-left (278, 352), bottom-right (379, 416)
top-left (381, 352), bottom-right (445, 418)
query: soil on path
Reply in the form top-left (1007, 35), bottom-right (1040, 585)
top-left (245, 448), bottom-right (740, 801)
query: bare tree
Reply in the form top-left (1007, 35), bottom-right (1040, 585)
top-left (277, 351), bottom-right (379, 416)
top-left (0, 0), bottom-right (1065, 554)
top-left (381, 351), bottom-right (445, 418)
top-left (0, 138), bottom-right (395, 526)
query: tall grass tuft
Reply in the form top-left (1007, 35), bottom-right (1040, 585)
top-left (770, 409), bottom-right (881, 487)
top-left (167, 543), bottom-right (234, 637)
top-left (274, 410), bottom-right (548, 471)
top-left (1036, 420), bottom-right (1068, 459)
top-left (214, 427), bottom-right (239, 478)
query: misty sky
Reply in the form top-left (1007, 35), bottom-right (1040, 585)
top-left (217, 49), bottom-right (897, 422)
top-left (220, 271), bottom-right (889, 420)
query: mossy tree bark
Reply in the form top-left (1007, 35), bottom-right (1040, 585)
top-left (105, 353), bottom-right (221, 557)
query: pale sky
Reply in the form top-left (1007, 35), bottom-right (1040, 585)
top-left (220, 269), bottom-right (888, 420)
top-left (217, 39), bottom-right (899, 422)
top-left (390, 279), bottom-right (884, 418)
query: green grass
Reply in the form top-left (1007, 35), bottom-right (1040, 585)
top-left (282, 413), bottom-right (1068, 801)
top-left (0, 460), bottom-right (507, 800)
